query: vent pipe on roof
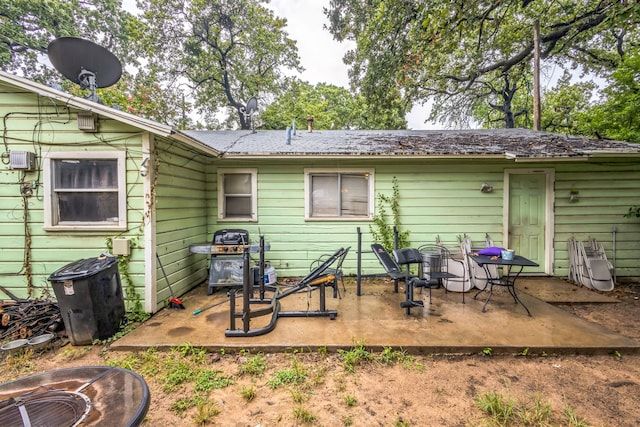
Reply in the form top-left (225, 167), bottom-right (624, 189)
top-left (286, 126), bottom-right (291, 145)
top-left (292, 119), bottom-right (296, 135)
top-left (307, 116), bottom-right (313, 132)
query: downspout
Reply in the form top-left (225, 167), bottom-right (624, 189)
top-left (612, 225), bottom-right (617, 285)
top-left (143, 132), bottom-right (157, 313)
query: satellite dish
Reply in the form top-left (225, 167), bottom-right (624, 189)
top-left (243, 97), bottom-right (258, 133)
top-left (246, 97), bottom-right (258, 116)
top-left (47, 37), bottom-right (122, 103)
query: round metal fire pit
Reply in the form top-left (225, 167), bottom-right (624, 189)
top-left (0, 366), bottom-right (150, 426)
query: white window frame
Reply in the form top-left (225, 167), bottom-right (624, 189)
top-left (304, 168), bottom-right (374, 221)
top-left (43, 151), bottom-right (127, 231)
top-left (217, 168), bottom-right (258, 222)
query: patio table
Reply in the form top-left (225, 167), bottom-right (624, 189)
top-left (470, 254), bottom-right (539, 316)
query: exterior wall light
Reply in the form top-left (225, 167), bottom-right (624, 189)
top-left (569, 189), bottom-right (580, 202)
top-left (140, 157), bottom-right (149, 177)
top-left (480, 183), bottom-right (493, 193)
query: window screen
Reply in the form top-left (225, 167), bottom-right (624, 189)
top-left (222, 173), bottom-right (253, 218)
top-left (53, 159), bottom-right (119, 222)
top-left (309, 173), bottom-right (369, 218)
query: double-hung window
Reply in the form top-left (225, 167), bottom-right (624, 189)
top-left (44, 151), bottom-right (127, 230)
top-left (217, 169), bottom-right (257, 221)
top-left (305, 169), bottom-right (374, 220)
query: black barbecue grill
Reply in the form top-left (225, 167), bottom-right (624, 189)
top-left (188, 229), bottom-right (271, 295)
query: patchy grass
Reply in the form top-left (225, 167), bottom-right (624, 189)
top-left (238, 350), bottom-right (268, 377)
top-left (337, 340), bottom-right (375, 373)
top-left (267, 355), bottom-right (308, 389)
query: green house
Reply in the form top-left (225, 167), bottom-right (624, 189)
top-left (1, 71), bottom-right (639, 314)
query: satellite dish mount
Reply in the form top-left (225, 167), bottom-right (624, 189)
top-left (77, 68), bottom-right (99, 102)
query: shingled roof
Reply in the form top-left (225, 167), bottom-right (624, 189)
top-left (185, 128), bottom-right (640, 159)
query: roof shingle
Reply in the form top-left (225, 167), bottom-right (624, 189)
top-left (184, 128), bottom-right (640, 158)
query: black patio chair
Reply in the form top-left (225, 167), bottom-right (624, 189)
top-left (371, 244), bottom-right (433, 314)
top-left (418, 244), bottom-right (467, 303)
top-left (309, 246), bottom-right (350, 298)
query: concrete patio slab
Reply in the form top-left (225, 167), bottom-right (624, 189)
top-left (518, 277), bottom-right (617, 303)
top-left (111, 277), bottom-right (639, 355)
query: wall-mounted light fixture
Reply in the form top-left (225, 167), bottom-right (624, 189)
top-left (480, 183), bottom-right (493, 193)
top-left (140, 157), bottom-right (149, 177)
top-left (569, 188), bottom-right (580, 202)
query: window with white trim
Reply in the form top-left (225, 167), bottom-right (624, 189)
top-left (217, 169), bottom-right (257, 221)
top-left (305, 169), bottom-right (374, 220)
top-left (43, 152), bottom-right (127, 230)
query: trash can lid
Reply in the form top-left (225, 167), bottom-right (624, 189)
top-left (48, 255), bottom-right (118, 281)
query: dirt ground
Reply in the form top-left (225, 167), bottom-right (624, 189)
top-left (1, 281), bottom-right (639, 427)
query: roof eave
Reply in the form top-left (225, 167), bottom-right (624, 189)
top-left (583, 151), bottom-right (640, 158)
top-left (217, 153), bottom-right (505, 160)
top-left (1, 71), bottom-right (220, 157)
top-left (508, 155), bottom-right (591, 162)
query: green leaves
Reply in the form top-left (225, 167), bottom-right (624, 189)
top-left (139, 0), bottom-right (302, 129)
top-left (259, 79), bottom-right (406, 130)
top-left (1, 0), bottom-right (138, 78)
top-left (325, 1), bottom-right (640, 131)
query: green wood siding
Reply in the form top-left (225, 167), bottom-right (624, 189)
top-left (154, 138), bottom-right (212, 312)
top-left (554, 162), bottom-right (640, 277)
top-left (204, 159), bottom-right (505, 277)
top-left (0, 84), bottom-right (147, 305)
top-left (204, 158), bottom-right (640, 280)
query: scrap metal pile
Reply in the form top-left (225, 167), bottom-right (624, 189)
top-left (0, 288), bottom-right (62, 342)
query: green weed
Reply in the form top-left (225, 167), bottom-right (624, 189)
top-left (171, 395), bottom-right (207, 414)
top-left (3, 348), bottom-right (35, 375)
top-left (343, 394), bottom-right (357, 407)
top-left (338, 340), bottom-right (375, 373)
top-left (293, 406), bottom-right (316, 424)
top-left (317, 346), bottom-right (328, 357)
top-left (564, 406), bottom-right (591, 427)
top-left (194, 400), bottom-right (220, 425)
top-left (474, 391), bottom-right (515, 425)
top-left (290, 389), bottom-right (309, 403)
top-left (239, 351), bottom-right (267, 377)
top-left (163, 358), bottom-right (196, 392)
top-left (174, 343), bottom-right (207, 364)
top-left (310, 364), bottom-right (328, 385)
top-left (59, 345), bottom-right (92, 361)
top-left (519, 394), bottom-right (552, 425)
top-left (379, 346), bottom-right (403, 364)
top-left (194, 369), bottom-right (234, 392)
top-left (241, 385), bottom-right (257, 402)
top-left (268, 357), bottom-right (308, 389)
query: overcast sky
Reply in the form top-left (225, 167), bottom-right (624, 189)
top-left (267, 0), bottom-right (436, 129)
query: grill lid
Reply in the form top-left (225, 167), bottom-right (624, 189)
top-left (213, 229), bottom-right (249, 245)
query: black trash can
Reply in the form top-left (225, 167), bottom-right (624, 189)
top-left (49, 255), bottom-right (125, 345)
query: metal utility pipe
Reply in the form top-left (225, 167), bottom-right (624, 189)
top-left (356, 227), bottom-right (362, 296)
top-left (612, 226), bottom-right (617, 285)
top-left (533, 19), bottom-right (541, 130)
